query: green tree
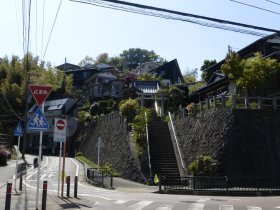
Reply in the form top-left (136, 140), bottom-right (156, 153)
top-left (200, 59), bottom-right (217, 82)
top-left (137, 72), bottom-right (155, 81)
top-left (95, 53), bottom-right (110, 64)
top-left (221, 50), bottom-right (243, 81)
top-left (109, 56), bottom-right (123, 70)
top-left (168, 86), bottom-right (186, 111)
top-left (78, 55), bottom-right (95, 67)
top-left (129, 107), bottom-right (152, 157)
top-left (238, 52), bottom-right (280, 89)
top-left (221, 51), bottom-right (280, 90)
top-left (120, 48), bottom-right (164, 70)
top-left (184, 69), bottom-right (198, 83)
top-left (119, 99), bottom-right (140, 122)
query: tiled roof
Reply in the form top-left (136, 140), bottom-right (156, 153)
top-left (133, 81), bottom-right (160, 93)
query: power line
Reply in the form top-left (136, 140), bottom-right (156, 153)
top-left (0, 92), bottom-right (23, 121)
top-left (41, 0), bottom-right (46, 58)
top-left (71, 0), bottom-right (278, 37)
top-left (229, 0), bottom-right (280, 15)
top-left (263, 0), bottom-right (280, 6)
top-left (35, 0), bottom-right (38, 56)
top-left (43, 0), bottom-right (63, 59)
top-left (26, 0), bottom-right (32, 55)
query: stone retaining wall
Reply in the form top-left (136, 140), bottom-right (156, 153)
top-left (173, 108), bottom-right (280, 177)
top-left (78, 118), bottom-right (146, 183)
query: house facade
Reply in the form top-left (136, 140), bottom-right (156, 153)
top-left (149, 59), bottom-right (184, 86)
top-left (196, 32), bottom-right (280, 99)
top-left (83, 63), bottom-right (124, 99)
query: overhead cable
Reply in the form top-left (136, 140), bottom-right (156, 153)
top-left (229, 0), bottom-right (280, 15)
top-left (43, 0), bottom-right (63, 59)
top-left (264, 0), bottom-right (280, 6)
top-left (0, 92), bottom-right (23, 121)
top-left (70, 0), bottom-right (277, 36)
top-left (41, 0), bottom-right (46, 58)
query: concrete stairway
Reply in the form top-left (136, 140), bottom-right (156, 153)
top-left (148, 116), bottom-right (180, 184)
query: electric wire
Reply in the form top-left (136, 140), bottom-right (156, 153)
top-left (26, 0), bottom-right (32, 55)
top-left (0, 92), bottom-right (23, 121)
top-left (71, 0), bottom-right (274, 37)
top-left (263, 0), bottom-right (280, 6)
top-left (41, 0), bottom-right (46, 58)
top-left (43, 0), bottom-right (63, 59)
top-left (14, 0), bottom-right (22, 56)
top-left (35, 0), bottom-right (38, 56)
top-left (229, 0), bottom-right (280, 15)
top-left (22, 0), bottom-right (26, 54)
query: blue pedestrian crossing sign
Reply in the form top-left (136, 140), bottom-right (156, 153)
top-left (14, 121), bottom-right (23, 137)
top-left (27, 108), bottom-right (49, 131)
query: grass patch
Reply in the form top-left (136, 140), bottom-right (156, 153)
top-left (76, 154), bottom-right (119, 176)
top-left (76, 155), bottom-right (98, 168)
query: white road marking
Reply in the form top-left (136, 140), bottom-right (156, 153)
top-left (129, 201), bottom-right (153, 210)
top-left (114, 200), bottom-right (129, 204)
top-left (187, 203), bottom-right (205, 210)
top-left (70, 158), bottom-right (79, 176)
top-left (247, 207), bottom-right (262, 210)
top-left (155, 204), bottom-right (173, 210)
top-left (197, 198), bottom-right (210, 203)
top-left (26, 157), bottom-right (49, 180)
top-left (219, 205), bottom-right (234, 210)
top-left (276, 206), bottom-right (280, 209)
top-left (40, 173), bottom-right (47, 180)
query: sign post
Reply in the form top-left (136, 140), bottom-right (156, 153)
top-left (14, 121), bottom-right (23, 190)
top-left (96, 137), bottom-right (104, 171)
top-left (53, 118), bottom-right (67, 196)
top-left (27, 84), bottom-right (52, 210)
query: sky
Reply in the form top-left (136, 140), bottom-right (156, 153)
top-left (0, 0), bottom-right (279, 77)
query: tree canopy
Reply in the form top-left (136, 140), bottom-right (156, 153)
top-left (221, 51), bottom-right (280, 89)
top-left (183, 69), bottom-right (198, 83)
top-left (78, 48), bottom-right (164, 71)
top-left (0, 54), bottom-right (75, 133)
top-left (200, 59), bottom-right (217, 82)
top-left (120, 48), bottom-right (164, 70)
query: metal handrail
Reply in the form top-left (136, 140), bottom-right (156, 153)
top-left (145, 112), bottom-right (152, 181)
top-left (168, 112), bottom-right (185, 170)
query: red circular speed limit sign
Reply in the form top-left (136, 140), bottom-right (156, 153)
top-left (56, 119), bottom-right (65, 130)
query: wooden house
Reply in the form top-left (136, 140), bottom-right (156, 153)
top-left (196, 32), bottom-right (280, 99)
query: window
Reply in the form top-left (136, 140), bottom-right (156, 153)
top-left (112, 85), bottom-right (120, 90)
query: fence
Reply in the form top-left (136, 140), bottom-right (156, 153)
top-left (93, 111), bottom-right (126, 124)
top-left (86, 168), bottom-right (113, 188)
top-left (161, 176), bottom-right (280, 193)
top-left (173, 95), bottom-right (280, 120)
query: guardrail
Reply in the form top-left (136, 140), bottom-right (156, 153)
top-left (145, 112), bottom-right (152, 182)
top-left (168, 112), bottom-right (185, 172)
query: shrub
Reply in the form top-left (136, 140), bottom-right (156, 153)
top-left (129, 107), bottom-right (152, 158)
top-left (188, 155), bottom-right (216, 176)
top-left (119, 99), bottom-right (140, 122)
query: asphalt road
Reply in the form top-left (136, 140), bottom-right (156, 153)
top-left (1, 155), bottom-right (280, 210)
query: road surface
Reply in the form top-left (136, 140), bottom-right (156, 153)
top-left (1, 155), bottom-right (280, 210)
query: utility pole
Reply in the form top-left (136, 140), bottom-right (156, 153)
top-left (22, 54), bottom-right (30, 158)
